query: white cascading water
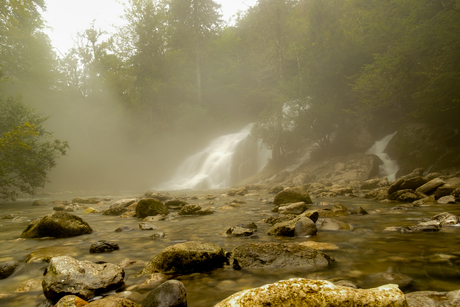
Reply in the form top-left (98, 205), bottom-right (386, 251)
top-left (366, 132), bottom-right (399, 181)
top-left (156, 124), bottom-right (271, 190)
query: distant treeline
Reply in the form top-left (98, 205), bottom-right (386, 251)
top-left (2, 0), bottom-right (460, 161)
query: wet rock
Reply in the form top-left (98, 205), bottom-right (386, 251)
top-left (11, 216), bottom-right (28, 222)
top-left (412, 196), bottom-right (437, 206)
top-left (263, 215), bottom-right (297, 226)
top-left (360, 177), bottom-right (389, 190)
top-left (86, 297), bottom-right (139, 307)
top-left (120, 211), bottom-right (136, 218)
top-left (136, 273), bottom-right (167, 291)
top-left (165, 199), bottom-right (187, 209)
top-left (103, 199), bottom-right (137, 216)
top-left (54, 295), bottom-right (89, 307)
top-left (231, 243), bottom-right (334, 270)
top-left (141, 280), bottom-right (187, 307)
top-left (268, 185), bottom-right (284, 194)
top-left (273, 186), bottom-right (313, 205)
top-left (278, 202), bottom-right (308, 215)
top-left (42, 256), bottom-right (125, 303)
top-left (419, 212), bottom-right (459, 227)
top-left (0, 260), bottom-right (19, 279)
top-left (364, 188), bottom-right (389, 201)
top-left (26, 246), bottom-right (81, 263)
top-left (365, 272), bottom-right (413, 289)
top-left (222, 226), bottom-right (254, 237)
top-left (84, 208), bottom-right (100, 214)
top-left (15, 278), bottom-right (42, 292)
top-left (21, 211), bottom-right (92, 238)
top-left (349, 207), bottom-right (368, 215)
top-left (139, 241), bottom-right (226, 275)
top-left (90, 240), bottom-right (120, 253)
top-left (405, 290), bottom-right (460, 307)
top-left (139, 222), bottom-right (159, 230)
top-left (416, 178), bottom-right (446, 195)
top-left (227, 187), bottom-right (248, 196)
top-left (135, 199), bottom-right (169, 219)
top-left (389, 189), bottom-right (425, 203)
top-left (72, 197), bottom-right (100, 204)
top-left (178, 204), bottom-right (213, 216)
top-left (434, 184), bottom-right (456, 200)
top-left (400, 225), bottom-right (439, 233)
top-left (268, 211), bottom-right (318, 237)
top-left (115, 226), bottom-right (135, 232)
top-left (318, 218), bottom-right (353, 231)
top-left (32, 200), bottom-right (48, 206)
top-left (294, 217), bottom-right (318, 237)
top-left (437, 195), bottom-right (456, 204)
top-left (149, 232), bottom-right (166, 239)
top-left (300, 241), bottom-right (339, 250)
top-left (454, 188), bottom-right (460, 202)
top-left (215, 278), bottom-right (407, 307)
top-left (1, 214), bottom-right (16, 219)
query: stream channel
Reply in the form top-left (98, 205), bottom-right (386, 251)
top-left (1, 190), bottom-right (460, 306)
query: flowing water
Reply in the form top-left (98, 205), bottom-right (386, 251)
top-left (156, 124), bottom-right (271, 191)
top-left (1, 192), bottom-right (460, 306)
top-left (366, 132), bottom-right (400, 181)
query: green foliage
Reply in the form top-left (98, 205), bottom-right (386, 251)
top-left (0, 96), bottom-right (68, 201)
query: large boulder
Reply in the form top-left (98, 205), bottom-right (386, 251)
top-left (267, 210), bottom-right (319, 237)
top-left (138, 241), bottom-right (226, 276)
top-left (42, 256), bottom-right (125, 303)
top-left (103, 199), bottom-right (137, 216)
top-left (21, 211), bottom-right (92, 238)
top-left (231, 243), bottom-right (334, 270)
top-left (274, 186), bottom-right (313, 205)
top-left (388, 176), bottom-right (428, 194)
top-left (215, 278), bottom-right (408, 307)
top-left (141, 280), bottom-right (187, 307)
top-left (416, 178), bottom-right (446, 195)
top-left (135, 199), bottom-right (169, 219)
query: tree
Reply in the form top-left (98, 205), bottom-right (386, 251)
top-left (168, 0), bottom-right (222, 105)
top-left (0, 96), bottom-right (68, 201)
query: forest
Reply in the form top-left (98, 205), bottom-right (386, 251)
top-left (1, 0), bottom-right (460, 197)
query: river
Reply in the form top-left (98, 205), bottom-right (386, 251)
top-left (1, 190), bottom-right (460, 306)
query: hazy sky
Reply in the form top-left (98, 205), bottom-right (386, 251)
top-left (42, 0), bottom-right (257, 55)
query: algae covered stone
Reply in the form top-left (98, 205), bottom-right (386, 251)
top-left (215, 278), bottom-right (408, 307)
top-left (274, 186), bottom-right (313, 205)
top-left (21, 211), bottom-right (92, 238)
top-left (139, 241), bottom-right (226, 275)
top-left (135, 198), bottom-right (169, 219)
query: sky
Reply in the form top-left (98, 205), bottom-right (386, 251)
top-left (42, 0), bottom-right (257, 55)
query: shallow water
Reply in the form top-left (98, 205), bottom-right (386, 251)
top-left (1, 191), bottom-right (460, 306)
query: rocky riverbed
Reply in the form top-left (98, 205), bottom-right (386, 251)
top-left (1, 170), bottom-right (460, 306)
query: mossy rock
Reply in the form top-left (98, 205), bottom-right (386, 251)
top-left (274, 186), bottom-right (313, 205)
top-left (135, 198), bottom-right (169, 219)
top-left (21, 212), bottom-right (93, 238)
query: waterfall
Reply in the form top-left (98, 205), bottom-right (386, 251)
top-left (366, 132), bottom-right (399, 181)
top-left (156, 124), bottom-right (271, 190)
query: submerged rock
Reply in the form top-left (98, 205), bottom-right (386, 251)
top-left (215, 278), bottom-right (408, 307)
top-left (0, 260), bottom-right (19, 279)
top-left (42, 256), bottom-right (125, 303)
top-left (231, 242), bottom-right (334, 270)
top-left (21, 211), bottom-right (92, 238)
top-left (89, 240), bottom-right (120, 253)
top-left (138, 241), bottom-right (226, 275)
top-left (141, 280), bottom-right (187, 307)
top-left (278, 202), bottom-right (308, 215)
